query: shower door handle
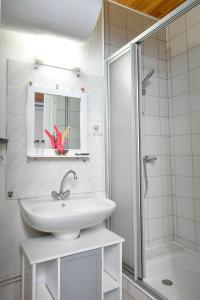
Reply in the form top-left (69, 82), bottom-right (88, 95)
top-left (143, 155), bottom-right (157, 198)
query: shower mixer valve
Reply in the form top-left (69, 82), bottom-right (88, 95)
top-left (143, 155), bottom-right (157, 198)
top-left (143, 155), bottom-right (157, 163)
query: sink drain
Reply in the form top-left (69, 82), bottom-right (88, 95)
top-left (162, 279), bottom-right (173, 286)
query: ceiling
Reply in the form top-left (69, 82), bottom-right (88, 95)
top-left (1, 0), bottom-right (102, 42)
top-left (112, 0), bottom-right (186, 19)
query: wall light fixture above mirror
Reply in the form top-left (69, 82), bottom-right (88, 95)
top-left (27, 85), bottom-right (88, 158)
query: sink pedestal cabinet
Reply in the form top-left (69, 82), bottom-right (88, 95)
top-left (21, 227), bottom-right (124, 300)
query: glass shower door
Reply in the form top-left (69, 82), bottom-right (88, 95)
top-left (106, 45), bottom-right (144, 277)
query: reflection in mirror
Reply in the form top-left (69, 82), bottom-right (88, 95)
top-left (34, 93), bottom-right (80, 150)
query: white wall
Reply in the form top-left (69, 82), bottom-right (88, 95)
top-left (0, 13), bottom-right (104, 300)
top-left (6, 59), bottom-right (105, 199)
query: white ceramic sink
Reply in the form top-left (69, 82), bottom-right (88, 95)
top-left (19, 197), bottom-right (116, 240)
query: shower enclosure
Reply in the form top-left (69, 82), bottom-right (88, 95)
top-left (105, 1), bottom-right (200, 299)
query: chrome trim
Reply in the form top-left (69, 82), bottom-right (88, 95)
top-left (52, 170), bottom-right (77, 201)
top-left (105, 60), bottom-right (111, 229)
top-left (106, 0), bottom-right (200, 63)
top-left (131, 44), bottom-right (139, 280)
top-left (123, 263), bottom-right (134, 276)
top-left (35, 60), bottom-right (80, 75)
top-left (106, 46), bottom-right (130, 65)
top-left (105, 61), bottom-right (111, 200)
top-left (0, 274), bottom-right (21, 287)
top-left (123, 272), bottom-right (168, 300)
top-left (132, 44), bottom-right (144, 280)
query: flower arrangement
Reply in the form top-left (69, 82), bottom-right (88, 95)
top-left (45, 125), bottom-right (70, 155)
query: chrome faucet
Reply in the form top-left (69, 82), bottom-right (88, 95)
top-left (52, 170), bottom-right (78, 200)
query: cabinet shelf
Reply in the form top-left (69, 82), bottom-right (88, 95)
top-left (36, 283), bottom-right (53, 300)
top-left (103, 270), bottom-right (119, 293)
top-left (21, 227), bottom-right (124, 300)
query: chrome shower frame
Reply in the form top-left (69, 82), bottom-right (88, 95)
top-left (105, 0), bottom-right (200, 299)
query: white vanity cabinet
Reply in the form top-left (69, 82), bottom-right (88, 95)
top-left (21, 227), bottom-right (124, 300)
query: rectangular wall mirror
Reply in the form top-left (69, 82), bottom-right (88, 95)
top-left (27, 86), bottom-right (87, 157)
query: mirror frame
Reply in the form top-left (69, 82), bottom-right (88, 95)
top-left (27, 85), bottom-right (87, 157)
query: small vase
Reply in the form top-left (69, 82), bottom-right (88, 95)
top-left (55, 149), bottom-right (69, 156)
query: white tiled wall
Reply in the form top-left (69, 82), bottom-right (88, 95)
top-left (140, 3), bottom-right (200, 255)
top-left (168, 4), bottom-right (200, 252)
top-left (0, 13), bottom-right (104, 300)
top-left (104, 0), bottom-right (157, 58)
top-left (6, 59), bottom-right (105, 199)
top-left (141, 28), bottom-right (174, 249)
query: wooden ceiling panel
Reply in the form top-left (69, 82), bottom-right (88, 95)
top-left (112, 0), bottom-right (186, 18)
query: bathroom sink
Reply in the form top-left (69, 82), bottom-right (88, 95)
top-left (19, 197), bottom-right (116, 240)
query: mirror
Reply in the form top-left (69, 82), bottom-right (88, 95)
top-left (34, 93), bottom-right (81, 149)
top-left (27, 86), bottom-right (87, 157)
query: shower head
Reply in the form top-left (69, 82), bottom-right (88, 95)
top-left (142, 69), bottom-right (154, 85)
top-left (142, 69), bottom-right (154, 95)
